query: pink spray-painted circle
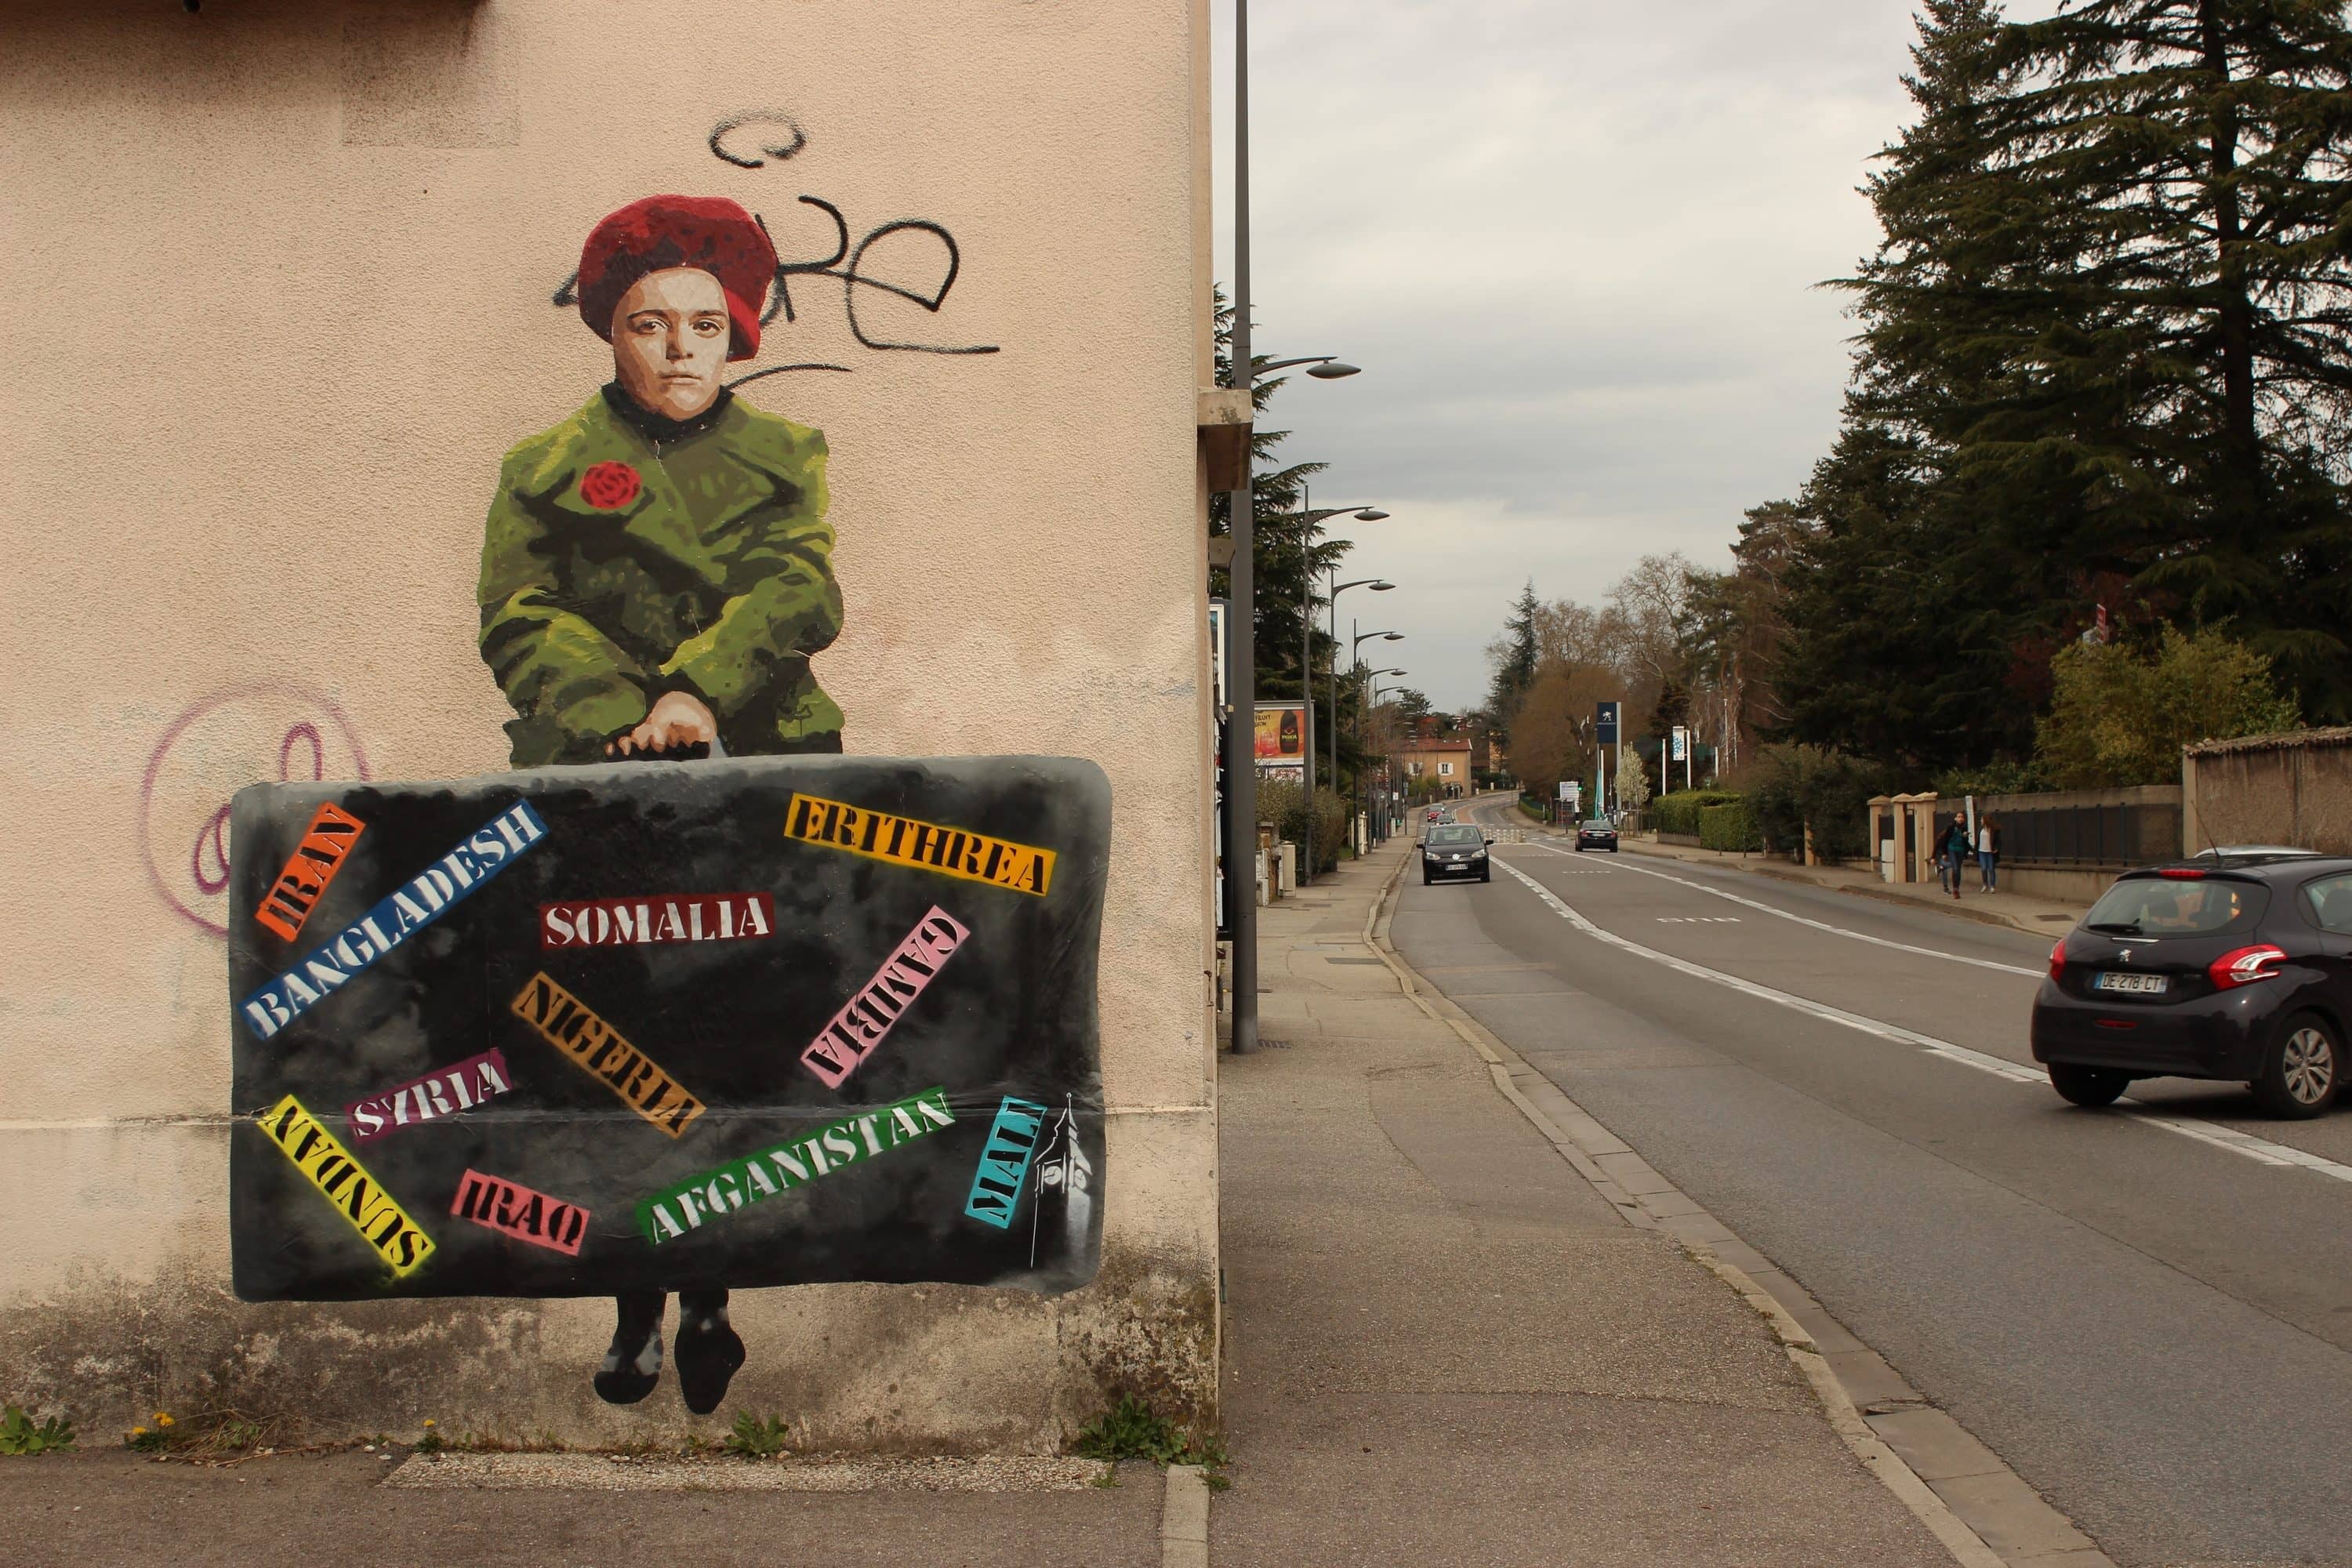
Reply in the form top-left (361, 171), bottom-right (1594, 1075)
top-left (139, 684), bottom-right (372, 938)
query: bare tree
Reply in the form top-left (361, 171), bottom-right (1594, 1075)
top-left (1507, 659), bottom-right (1615, 803)
top-left (1606, 553), bottom-right (1697, 717)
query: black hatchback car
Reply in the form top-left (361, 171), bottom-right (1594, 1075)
top-left (2031, 855), bottom-right (2352, 1117)
top-left (1421, 823), bottom-right (1491, 884)
top-left (1574, 818), bottom-right (1618, 852)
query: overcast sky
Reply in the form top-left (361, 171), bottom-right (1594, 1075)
top-left (1213, 2), bottom-right (2059, 710)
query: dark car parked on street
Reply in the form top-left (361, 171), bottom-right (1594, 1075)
top-left (2031, 854), bottom-right (2352, 1118)
top-left (1421, 823), bottom-right (1491, 885)
top-left (1575, 818), bottom-right (1619, 853)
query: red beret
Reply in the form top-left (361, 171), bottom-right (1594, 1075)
top-left (577, 195), bottom-right (778, 362)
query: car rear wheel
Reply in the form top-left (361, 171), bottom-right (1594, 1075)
top-left (2252, 1013), bottom-right (2339, 1119)
top-left (2049, 1062), bottom-right (2129, 1108)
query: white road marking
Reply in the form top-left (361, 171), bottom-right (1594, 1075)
top-left (1526, 842), bottom-right (2046, 978)
top-left (1657, 916), bottom-right (1741, 924)
top-left (1486, 855), bottom-right (2352, 1186)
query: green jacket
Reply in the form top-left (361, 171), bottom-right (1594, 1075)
top-left (478, 388), bottom-right (844, 765)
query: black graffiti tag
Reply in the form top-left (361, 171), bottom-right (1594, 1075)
top-left (708, 112), bottom-right (807, 170)
top-left (549, 113), bottom-right (1000, 379)
top-left (760, 195), bottom-right (998, 357)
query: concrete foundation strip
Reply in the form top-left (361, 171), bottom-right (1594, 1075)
top-left (382, 1452), bottom-right (1113, 1491)
top-left (1161, 1463), bottom-right (1210, 1568)
top-left (1366, 843), bottom-right (2114, 1568)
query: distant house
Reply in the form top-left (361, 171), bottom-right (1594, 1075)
top-left (1391, 738), bottom-right (1474, 798)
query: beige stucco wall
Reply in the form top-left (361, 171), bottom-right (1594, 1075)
top-left (0, 0), bottom-right (1218, 1449)
top-left (2183, 730), bottom-right (2352, 855)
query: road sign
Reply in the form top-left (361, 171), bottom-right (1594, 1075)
top-left (1596, 701), bottom-right (1619, 746)
top-left (1557, 780), bottom-right (1574, 800)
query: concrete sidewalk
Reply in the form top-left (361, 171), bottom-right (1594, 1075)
top-left (0, 1443), bottom-right (1173, 1567)
top-left (1212, 839), bottom-right (1972, 1566)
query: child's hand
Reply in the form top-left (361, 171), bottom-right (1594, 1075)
top-left (610, 691), bottom-right (717, 757)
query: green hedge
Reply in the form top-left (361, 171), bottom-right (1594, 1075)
top-left (1699, 800), bottom-right (1762, 852)
top-left (1746, 746), bottom-right (1895, 861)
top-left (1649, 789), bottom-right (1744, 837)
top-left (1258, 779), bottom-right (1350, 874)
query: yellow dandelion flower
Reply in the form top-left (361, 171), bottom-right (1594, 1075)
top-left (423, 1419), bottom-right (437, 1428)
top-left (155, 1412), bottom-right (174, 1427)
top-left (131, 1426), bottom-right (148, 1436)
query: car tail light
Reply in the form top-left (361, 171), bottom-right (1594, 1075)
top-left (2209, 945), bottom-right (2288, 990)
top-left (2158, 867), bottom-right (2207, 880)
top-left (2048, 941), bottom-right (2066, 981)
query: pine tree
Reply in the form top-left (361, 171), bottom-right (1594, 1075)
top-left (1778, 0), bottom-right (2346, 767)
top-left (1780, 2), bottom-right (2069, 770)
top-left (1207, 288), bottom-right (1348, 705)
top-left (1486, 582), bottom-right (1541, 735)
top-left (1993, 0), bottom-right (2352, 712)
top-left (1777, 416), bottom-right (2019, 771)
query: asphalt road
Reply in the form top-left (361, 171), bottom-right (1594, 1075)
top-left (1390, 799), bottom-right (2352, 1568)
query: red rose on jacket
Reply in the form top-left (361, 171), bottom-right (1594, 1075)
top-left (579, 462), bottom-right (642, 510)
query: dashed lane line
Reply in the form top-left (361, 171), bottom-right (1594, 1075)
top-left (1523, 842), bottom-right (2046, 978)
top-left (1487, 855), bottom-right (2352, 1187)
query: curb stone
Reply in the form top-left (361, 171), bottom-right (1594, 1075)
top-left (1363, 832), bottom-right (2118, 1568)
top-left (1161, 1464), bottom-right (1208, 1568)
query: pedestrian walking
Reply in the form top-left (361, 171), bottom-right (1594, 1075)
top-left (1978, 815), bottom-right (2002, 893)
top-left (1942, 812), bottom-right (1970, 899)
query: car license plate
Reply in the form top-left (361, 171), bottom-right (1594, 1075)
top-left (2094, 971), bottom-right (2169, 995)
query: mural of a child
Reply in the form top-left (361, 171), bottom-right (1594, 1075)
top-left (476, 194), bottom-right (844, 1414)
top-left (480, 194), bottom-right (844, 767)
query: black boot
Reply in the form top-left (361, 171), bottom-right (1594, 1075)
top-left (593, 1292), bottom-right (665, 1405)
top-left (673, 1288), bottom-right (746, 1417)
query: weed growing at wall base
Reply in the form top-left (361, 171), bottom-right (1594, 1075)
top-left (724, 1413), bottom-right (792, 1458)
top-left (1, 1404), bottom-right (76, 1455)
top-left (1071, 1394), bottom-right (1228, 1479)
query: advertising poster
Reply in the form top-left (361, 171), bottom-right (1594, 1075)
top-left (1254, 702), bottom-right (1307, 771)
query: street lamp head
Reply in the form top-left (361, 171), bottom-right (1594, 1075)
top-left (1371, 580), bottom-right (1396, 591)
top-left (1381, 632), bottom-right (1403, 641)
top-left (1305, 361), bottom-right (1361, 379)
top-left (1353, 508), bottom-right (1389, 521)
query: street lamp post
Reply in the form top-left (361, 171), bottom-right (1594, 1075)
top-left (1363, 669), bottom-right (1406, 844)
top-left (1221, 0), bottom-right (1361, 1053)
top-left (1283, 494), bottom-right (1385, 886)
top-left (1343, 620), bottom-right (1401, 848)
